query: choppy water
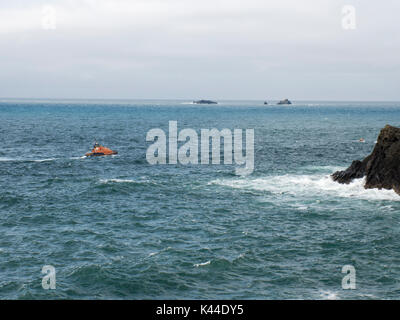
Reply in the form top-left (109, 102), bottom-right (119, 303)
top-left (1, 99), bottom-right (400, 299)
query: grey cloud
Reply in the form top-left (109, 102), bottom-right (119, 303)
top-left (0, 0), bottom-right (399, 100)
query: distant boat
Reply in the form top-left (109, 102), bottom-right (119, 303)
top-left (193, 100), bottom-right (218, 105)
top-left (264, 101), bottom-right (268, 105)
top-left (277, 99), bottom-right (292, 105)
top-left (85, 142), bottom-right (118, 157)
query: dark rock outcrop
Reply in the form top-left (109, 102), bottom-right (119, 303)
top-left (332, 125), bottom-right (400, 195)
top-left (277, 99), bottom-right (291, 105)
top-left (193, 100), bottom-right (218, 104)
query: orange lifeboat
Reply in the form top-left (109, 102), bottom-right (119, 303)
top-left (85, 143), bottom-right (118, 157)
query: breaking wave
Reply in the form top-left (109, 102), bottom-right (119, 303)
top-left (210, 171), bottom-right (400, 202)
top-left (194, 260), bottom-right (211, 267)
top-left (99, 179), bottom-right (137, 184)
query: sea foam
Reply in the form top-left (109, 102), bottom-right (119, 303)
top-left (210, 171), bottom-right (400, 202)
top-left (99, 178), bottom-right (136, 184)
top-left (194, 260), bottom-right (211, 267)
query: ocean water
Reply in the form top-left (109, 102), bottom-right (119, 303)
top-left (1, 99), bottom-right (400, 299)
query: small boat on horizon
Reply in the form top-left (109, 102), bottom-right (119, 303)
top-left (193, 100), bottom-right (218, 105)
top-left (277, 99), bottom-right (292, 105)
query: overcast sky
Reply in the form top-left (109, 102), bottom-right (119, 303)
top-left (0, 0), bottom-right (399, 101)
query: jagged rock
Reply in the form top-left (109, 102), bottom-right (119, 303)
top-left (277, 99), bottom-right (291, 105)
top-left (332, 125), bottom-right (400, 195)
top-left (193, 100), bottom-right (218, 104)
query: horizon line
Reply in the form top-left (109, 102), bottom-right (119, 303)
top-left (1, 97), bottom-right (400, 103)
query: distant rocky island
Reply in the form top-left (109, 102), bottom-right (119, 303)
top-left (193, 100), bottom-right (218, 104)
top-left (277, 99), bottom-right (292, 105)
top-left (332, 125), bottom-right (400, 195)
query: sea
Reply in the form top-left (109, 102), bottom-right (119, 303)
top-left (1, 99), bottom-right (400, 299)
